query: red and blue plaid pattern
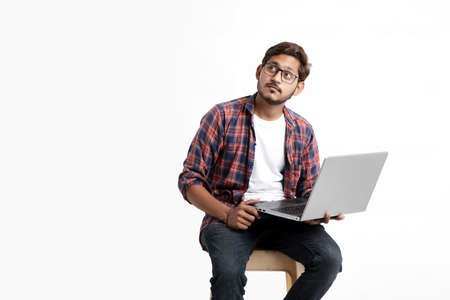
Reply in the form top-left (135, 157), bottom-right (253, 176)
top-left (178, 93), bottom-right (320, 249)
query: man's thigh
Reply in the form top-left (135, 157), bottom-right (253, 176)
top-left (201, 223), bottom-right (256, 272)
top-left (255, 219), bottom-right (343, 273)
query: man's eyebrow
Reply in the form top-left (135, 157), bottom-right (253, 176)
top-left (267, 61), bottom-right (296, 72)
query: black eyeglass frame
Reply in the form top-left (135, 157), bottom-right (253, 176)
top-left (262, 63), bottom-right (300, 84)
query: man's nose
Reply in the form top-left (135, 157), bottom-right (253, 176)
top-left (271, 70), bottom-right (283, 83)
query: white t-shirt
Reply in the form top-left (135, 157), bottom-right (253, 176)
top-left (244, 114), bottom-right (286, 201)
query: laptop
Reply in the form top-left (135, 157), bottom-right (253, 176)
top-left (253, 152), bottom-right (388, 221)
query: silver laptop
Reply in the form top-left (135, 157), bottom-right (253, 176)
top-left (254, 152), bottom-right (388, 221)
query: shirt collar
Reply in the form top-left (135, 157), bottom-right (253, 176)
top-left (246, 92), bottom-right (295, 129)
top-left (244, 93), bottom-right (256, 115)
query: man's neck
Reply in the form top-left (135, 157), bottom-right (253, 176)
top-left (254, 93), bottom-right (285, 121)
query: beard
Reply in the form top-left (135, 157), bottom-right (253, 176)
top-left (257, 81), bottom-right (296, 106)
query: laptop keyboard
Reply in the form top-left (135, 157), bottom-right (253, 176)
top-left (275, 205), bottom-right (306, 216)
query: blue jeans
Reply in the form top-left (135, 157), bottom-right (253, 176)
top-left (200, 214), bottom-right (343, 300)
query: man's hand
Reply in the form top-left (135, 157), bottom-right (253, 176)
top-left (225, 199), bottom-right (260, 230)
top-left (303, 212), bottom-right (345, 225)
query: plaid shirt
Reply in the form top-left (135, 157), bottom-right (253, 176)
top-left (178, 93), bottom-right (320, 249)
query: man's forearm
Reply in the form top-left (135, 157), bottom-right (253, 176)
top-left (186, 185), bottom-right (231, 223)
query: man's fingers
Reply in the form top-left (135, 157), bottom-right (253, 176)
top-left (304, 212), bottom-right (345, 225)
top-left (232, 221), bottom-right (248, 230)
top-left (241, 200), bottom-right (261, 218)
top-left (329, 213), bottom-right (344, 220)
top-left (239, 208), bottom-right (257, 223)
top-left (324, 212), bottom-right (330, 224)
top-left (334, 213), bottom-right (345, 220)
top-left (238, 223), bottom-right (249, 230)
top-left (226, 205), bottom-right (258, 230)
top-left (243, 199), bottom-right (260, 205)
top-left (305, 219), bottom-right (320, 225)
top-left (241, 213), bottom-right (256, 223)
top-left (306, 218), bottom-right (316, 224)
top-left (241, 205), bottom-right (260, 218)
top-left (238, 214), bottom-right (253, 226)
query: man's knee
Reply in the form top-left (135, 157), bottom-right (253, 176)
top-left (202, 225), bottom-right (250, 283)
top-left (311, 240), bottom-right (343, 276)
top-left (210, 245), bottom-right (248, 277)
top-left (209, 254), bottom-right (248, 297)
top-left (213, 259), bottom-right (247, 283)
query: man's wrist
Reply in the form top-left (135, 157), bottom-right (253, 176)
top-left (223, 207), bottom-right (232, 225)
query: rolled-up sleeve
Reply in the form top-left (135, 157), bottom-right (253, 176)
top-left (297, 127), bottom-right (320, 198)
top-left (178, 105), bottom-right (224, 203)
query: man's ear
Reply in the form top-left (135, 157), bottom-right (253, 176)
top-left (256, 65), bottom-right (262, 80)
top-left (294, 81), bottom-right (305, 96)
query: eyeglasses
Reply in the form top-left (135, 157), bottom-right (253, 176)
top-left (262, 63), bottom-right (299, 84)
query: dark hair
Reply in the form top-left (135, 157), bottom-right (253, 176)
top-left (261, 42), bottom-right (311, 82)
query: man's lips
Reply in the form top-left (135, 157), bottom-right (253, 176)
top-left (266, 84), bottom-right (281, 93)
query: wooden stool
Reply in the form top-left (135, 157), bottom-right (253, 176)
top-left (210, 249), bottom-right (305, 299)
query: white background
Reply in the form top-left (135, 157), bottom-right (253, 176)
top-left (1, 0), bottom-right (449, 299)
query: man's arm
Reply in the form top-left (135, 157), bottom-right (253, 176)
top-left (178, 105), bottom-right (259, 230)
top-left (186, 185), bottom-right (259, 230)
top-left (186, 185), bottom-right (230, 223)
top-left (178, 106), bottom-right (223, 202)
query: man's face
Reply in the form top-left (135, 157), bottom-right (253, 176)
top-left (256, 54), bottom-right (304, 106)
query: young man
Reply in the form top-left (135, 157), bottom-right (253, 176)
top-left (178, 42), bottom-right (344, 300)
